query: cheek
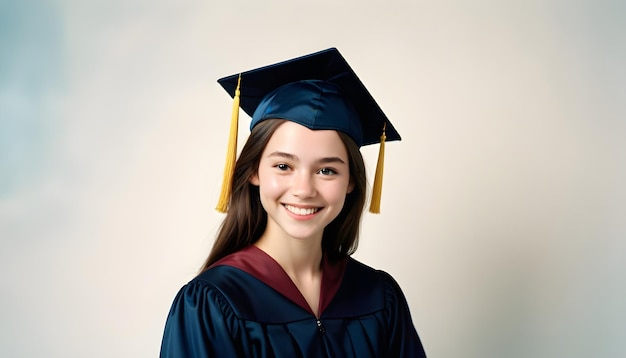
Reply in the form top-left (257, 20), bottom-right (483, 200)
top-left (322, 181), bottom-right (351, 204)
top-left (257, 172), bottom-right (284, 198)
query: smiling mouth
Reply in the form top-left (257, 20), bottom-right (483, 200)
top-left (283, 204), bottom-right (321, 216)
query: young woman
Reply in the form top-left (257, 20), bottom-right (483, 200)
top-left (160, 48), bottom-right (427, 357)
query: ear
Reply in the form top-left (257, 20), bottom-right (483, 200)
top-left (250, 173), bottom-right (260, 186)
top-left (346, 180), bottom-right (355, 194)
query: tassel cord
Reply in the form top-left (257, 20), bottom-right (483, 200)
top-left (215, 74), bottom-right (241, 212)
top-left (369, 123), bottom-right (386, 214)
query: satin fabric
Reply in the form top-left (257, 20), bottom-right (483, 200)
top-left (160, 248), bottom-right (426, 357)
top-left (217, 48), bottom-right (401, 147)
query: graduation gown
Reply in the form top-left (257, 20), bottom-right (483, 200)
top-left (160, 246), bottom-right (426, 357)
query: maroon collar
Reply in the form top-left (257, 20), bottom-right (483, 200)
top-left (211, 245), bottom-right (347, 316)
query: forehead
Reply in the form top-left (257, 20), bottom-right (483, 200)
top-left (263, 121), bottom-right (349, 159)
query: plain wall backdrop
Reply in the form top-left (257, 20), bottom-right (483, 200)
top-left (1, 0), bottom-right (625, 357)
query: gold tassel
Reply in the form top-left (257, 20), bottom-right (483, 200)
top-left (215, 74), bottom-right (241, 213)
top-left (369, 122), bottom-right (386, 214)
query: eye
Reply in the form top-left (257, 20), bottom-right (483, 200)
top-left (318, 167), bottom-right (337, 176)
top-left (275, 163), bottom-right (290, 171)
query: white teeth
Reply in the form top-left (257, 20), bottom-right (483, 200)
top-left (285, 205), bottom-right (319, 216)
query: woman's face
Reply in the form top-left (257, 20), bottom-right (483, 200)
top-left (250, 121), bottom-right (354, 242)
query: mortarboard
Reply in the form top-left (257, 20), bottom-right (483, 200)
top-left (215, 47), bottom-right (399, 213)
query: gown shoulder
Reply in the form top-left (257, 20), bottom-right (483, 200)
top-left (160, 257), bottom-right (427, 357)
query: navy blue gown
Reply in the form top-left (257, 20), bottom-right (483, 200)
top-left (160, 246), bottom-right (426, 357)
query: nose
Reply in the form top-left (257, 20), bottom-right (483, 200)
top-left (291, 173), bottom-right (317, 198)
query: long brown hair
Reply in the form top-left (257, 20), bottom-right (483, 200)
top-left (200, 119), bottom-right (367, 271)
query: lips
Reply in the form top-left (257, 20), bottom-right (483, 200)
top-left (283, 204), bottom-right (320, 216)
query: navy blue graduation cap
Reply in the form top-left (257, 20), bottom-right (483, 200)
top-left (215, 47), bottom-right (399, 214)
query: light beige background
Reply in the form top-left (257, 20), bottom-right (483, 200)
top-left (1, 0), bottom-right (625, 357)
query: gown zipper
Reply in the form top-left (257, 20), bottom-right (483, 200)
top-left (316, 319), bottom-right (326, 333)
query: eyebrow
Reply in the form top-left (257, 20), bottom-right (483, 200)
top-left (267, 151), bottom-right (346, 164)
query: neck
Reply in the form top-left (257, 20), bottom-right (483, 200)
top-left (254, 232), bottom-right (323, 278)
top-left (254, 224), bottom-right (324, 317)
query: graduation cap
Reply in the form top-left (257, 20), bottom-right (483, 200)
top-left (215, 47), bottom-right (399, 213)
